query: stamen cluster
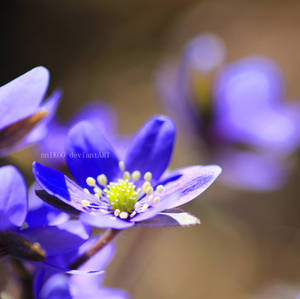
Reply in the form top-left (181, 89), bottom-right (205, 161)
top-left (82, 161), bottom-right (164, 220)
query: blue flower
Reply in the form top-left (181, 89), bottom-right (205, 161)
top-left (33, 115), bottom-right (221, 230)
top-left (0, 67), bottom-right (60, 156)
top-left (37, 102), bottom-right (128, 166)
top-left (34, 241), bottom-right (129, 299)
top-left (157, 34), bottom-right (300, 190)
top-left (0, 165), bottom-right (90, 262)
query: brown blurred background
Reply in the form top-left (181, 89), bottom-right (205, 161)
top-left (2, 0), bottom-right (300, 298)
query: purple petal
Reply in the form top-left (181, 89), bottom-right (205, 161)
top-left (70, 102), bottom-right (117, 137)
top-left (137, 209), bottom-right (200, 227)
top-left (68, 241), bottom-right (114, 287)
top-left (22, 90), bottom-right (61, 147)
top-left (37, 119), bottom-right (69, 165)
top-left (41, 237), bottom-right (112, 275)
top-left (20, 220), bottom-right (91, 256)
top-left (157, 34), bottom-right (225, 133)
top-left (66, 121), bottom-right (120, 187)
top-left (37, 272), bottom-right (72, 299)
top-left (216, 148), bottom-right (288, 191)
top-left (33, 162), bottom-right (101, 213)
top-left (26, 183), bottom-right (69, 227)
top-left (156, 65), bottom-right (197, 135)
top-left (0, 90), bottom-right (62, 157)
top-left (213, 57), bottom-right (300, 152)
top-left (80, 213), bottom-right (134, 230)
top-left (182, 33), bottom-right (226, 74)
top-left (0, 66), bottom-right (49, 130)
top-left (0, 165), bottom-right (27, 230)
top-left (125, 115), bottom-right (175, 181)
top-left (133, 165), bottom-right (221, 222)
top-left (214, 57), bottom-right (284, 115)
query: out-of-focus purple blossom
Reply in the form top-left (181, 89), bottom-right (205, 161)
top-left (157, 33), bottom-right (300, 191)
top-left (33, 115), bottom-right (221, 230)
top-left (34, 241), bottom-right (129, 299)
top-left (0, 67), bottom-right (61, 156)
top-left (0, 165), bottom-right (90, 262)
top-left (37, 102), bottom-right (129, 166)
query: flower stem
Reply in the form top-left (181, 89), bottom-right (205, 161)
top-left (11, 259), bottom-right (33, 299)
top-left (68, 228), bottom-right (120, 270)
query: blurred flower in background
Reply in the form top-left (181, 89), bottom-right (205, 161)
top-left (157, 33), bottom-right (300, 191)
top-left (36, 102), bottom-right (129, 166)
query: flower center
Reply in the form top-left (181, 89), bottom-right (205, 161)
top-left (105, 179), bottom-right (138, 213)
top-left (82, 161), bottom-right (164, 220)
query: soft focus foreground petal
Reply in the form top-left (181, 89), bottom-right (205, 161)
top-left (66, 121), bottom-right (120, 187)
top-left (0, 165), bottom-right (27, 230)
top-left (22, 90), bottom-right (61, 147)
top-left (125, 115), bottom-right (175, 181)
top-left (26, 183), bottom-right (69, 227)
top-left (137, 209), bottom-right (200, 227)
top-left (0, 66), bottom-right (49, 130)
top-left (39, 273), bottom-right (72, 299)
top-left (33, 162), bottom-right (99, 213)
top-left (133, 165), bottom-right (221, 222)
top-left (0, 110), bottom-right (48, 156)
top-left (20, 220), bottom-right (91, 256)
top-left (41, 238), bottom-right (111, 275)
top-left (216, 149), bottom-right (288, 191)
top-left (69, 241), bottom-right (115, 288)
top-left (0, 91), bottom-right (61, 157)
top-left (80, 213), bottom-right (134, 229)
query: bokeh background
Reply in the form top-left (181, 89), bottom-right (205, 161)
top-left (2, 0), bottom-right (300, 298)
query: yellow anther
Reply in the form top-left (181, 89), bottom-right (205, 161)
top-left (130, 211), bottom-right (136, 218)
top-left (20, 222), bottom-right (29, 230)
top-left (93, 187), bottom-right (102, 195)
top-left (153, 196), bottom-right (160, 204)
top-left (123, 171), bottom-right (130, 180)
top-left (97, 174), bottom-right (107, 186)
top-left (144, 172), bottom-right (152, 181)
top-left (81, 200), bottom-right (90, 207)
top-left (114, 209), bottom-right (121, 217)
top-left (156, 185), bottom-right (164, 192)
top-left (119, 161), bottom-right (125, 172)
top-left (141, 204), bottom-right (149, 212)
top-left (86, 177), bottom-right (96, 187)
top-left (146, 186), bottom-right (153, 195)
top-left (142, 182), bottom-right (151, 192)
top-left (132, 170), bottom-right (141, 181)
top-left (119, 211), bottom-right (129, 219)
top-left (83, 188), bottom-right (90, 195)
top-left (94, 193), bottom-right (101, 201)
